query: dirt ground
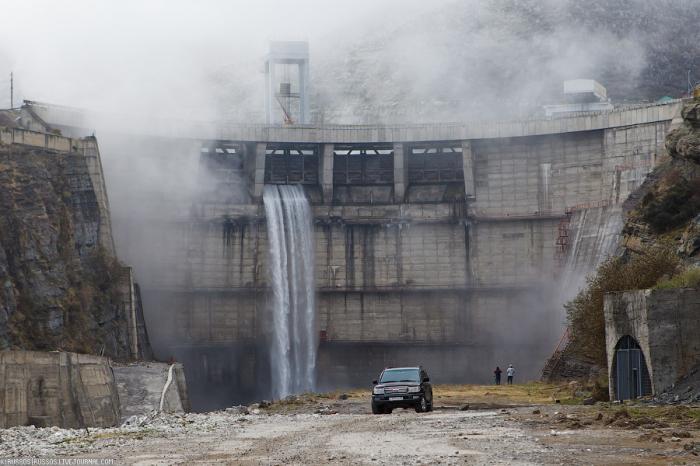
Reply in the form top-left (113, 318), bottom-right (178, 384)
top-left (3, 384), bottom-right (699, 465)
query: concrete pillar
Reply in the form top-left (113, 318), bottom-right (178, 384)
top-left (299, 61), bottom-right (310, 124)
top-left (265, 61), bottom-right (276, 125)
top-left (250, 143), bottom-right (267, 201)
top-left (602, 128), bottom-right (620, 205)
top-left (393, 143), bottom-right (407, 203)
top-left (82, 138), bottom-right (116, 255)
top-left (321, 143), bottom-right (334, 204)
top-left (461, 140), bottom-right (475, 199)
top-left (124, 267), bottom-right (139, 360)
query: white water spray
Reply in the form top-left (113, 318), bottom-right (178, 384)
top-left (263, 185), bottom-right (317, 399)
top-left (558, 206), bottom-right (623, 306)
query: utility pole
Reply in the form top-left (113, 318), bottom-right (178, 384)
top-left (10, 72), bottom-right (13, 108)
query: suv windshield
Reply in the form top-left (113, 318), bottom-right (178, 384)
top-left (380, 368), bottom-right (420, 383)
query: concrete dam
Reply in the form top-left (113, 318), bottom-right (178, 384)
top-left (112, 101), bottom-right (681, 410)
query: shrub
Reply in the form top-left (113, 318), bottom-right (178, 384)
top-left (591, 380), bottom-right (610, 402)
top-left (565, 243), bottom-right (680, 366)
top-left (655, 266), bottom-right (700, 289)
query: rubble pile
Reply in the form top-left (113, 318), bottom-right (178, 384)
top-left (653, 364), bottom-right (700, 404)
top-left (0, 401), bottom-right (345, 458)
top-left (0, 409), bottom-right (252, 457)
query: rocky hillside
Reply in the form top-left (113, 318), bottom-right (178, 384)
top-left (295, 0), bottom-right (700, 123)
top-left (623, 99), bottom-right (700, 259)
top-left (0, 143), bottom-right (133, 358)
top-left (318, 0), bottom-right (700, 123)
top-left (213, 0), bottom-right (700, 124)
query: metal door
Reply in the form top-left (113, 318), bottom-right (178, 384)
top-left (614, 335), bottom-right (651, 400)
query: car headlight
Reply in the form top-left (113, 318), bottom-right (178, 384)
top-left (407, 386), bottom-right (421, 393)
top-left (373, 387), bottom-right (385, 395)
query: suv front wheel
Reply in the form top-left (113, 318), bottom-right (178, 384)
top-left (372, 402), bottom-right (391, 414)
top-left (415, 396), bottom-right (428, 413)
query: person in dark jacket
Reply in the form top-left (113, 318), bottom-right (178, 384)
top-left (494, 366), bottom-right (502, 385)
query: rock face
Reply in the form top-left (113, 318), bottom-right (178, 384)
top-left (678, 214), bottom-right (700, 259)
top-left (0, 143), bottom-right (132, 358)
top-left (631, 100), bottom-right (700, 251)
top-left (666, 101), bottom-right (700, 164)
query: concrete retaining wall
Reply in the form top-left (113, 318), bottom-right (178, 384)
top-left (113, 362), bottom-right (190, 422)
top-left (0, 351), bottom-right (120, 428)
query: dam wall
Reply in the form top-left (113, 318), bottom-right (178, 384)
top-left (114, 101), bottom-right (682, 408)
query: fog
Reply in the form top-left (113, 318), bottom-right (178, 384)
top-left (0, 0), bottom-right (447, 121)
top-left (3, 0), bottom-right (687, 124)
top-left (0, 0), bottom-right (689, 406)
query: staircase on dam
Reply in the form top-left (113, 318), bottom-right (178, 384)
top-left (101, 101), bottom-right (683, 408)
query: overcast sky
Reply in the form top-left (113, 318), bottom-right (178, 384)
top-left (0, 0), bottom-right (451, 117)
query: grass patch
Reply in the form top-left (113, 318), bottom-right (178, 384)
top-left (266, 382), bottom-right (583, 412)
top-left (435, 382), bottom-right (572, 403)
top-left (613, 405), bottom-right (700, 423)
top-left (655, 266), bottom-right (700, 289)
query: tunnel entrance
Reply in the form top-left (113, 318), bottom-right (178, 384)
top-left (613, 335), bottom-right (652, 400)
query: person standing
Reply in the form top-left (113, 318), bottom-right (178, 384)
top-left (506, 364), bottom-right (515, 385)
top-left (494, 366), bottom-right (502, 385)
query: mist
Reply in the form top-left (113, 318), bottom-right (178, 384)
top-left (0, 0), bottom-right (446, 121)
top-left (4, 0), bottom-right (694, 125)
top-left (0, 0), bottom-right (692, 406)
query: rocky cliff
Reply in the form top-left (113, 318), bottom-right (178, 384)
top-left (0, 141), bottom-right (133, 359)
top-left (623, 99), bottom-right (700, 259)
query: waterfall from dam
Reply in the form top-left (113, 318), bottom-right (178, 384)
top-left (263, 185), bottom-right (317, 399)
top-left (558, 206), bottom-right (624, 303)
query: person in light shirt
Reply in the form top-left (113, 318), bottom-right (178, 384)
top-left (506, 364), bottom-right (515, 385)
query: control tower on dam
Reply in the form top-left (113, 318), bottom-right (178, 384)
top-left (125, 101), bottom-right (681, 409)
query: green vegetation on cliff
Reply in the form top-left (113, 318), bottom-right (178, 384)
top-left (655, 266), bottom-right (700, 290)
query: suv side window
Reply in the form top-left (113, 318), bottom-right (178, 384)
top-left (420, 370), bottom-right (427, 381)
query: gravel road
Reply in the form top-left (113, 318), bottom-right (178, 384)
top-left (2, 403), bottom-right (697, 465)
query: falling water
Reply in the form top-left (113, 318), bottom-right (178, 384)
top-left (558, 205), bottom-right (623, 304)
top-left (263, 185), bottom-right (317, 399)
